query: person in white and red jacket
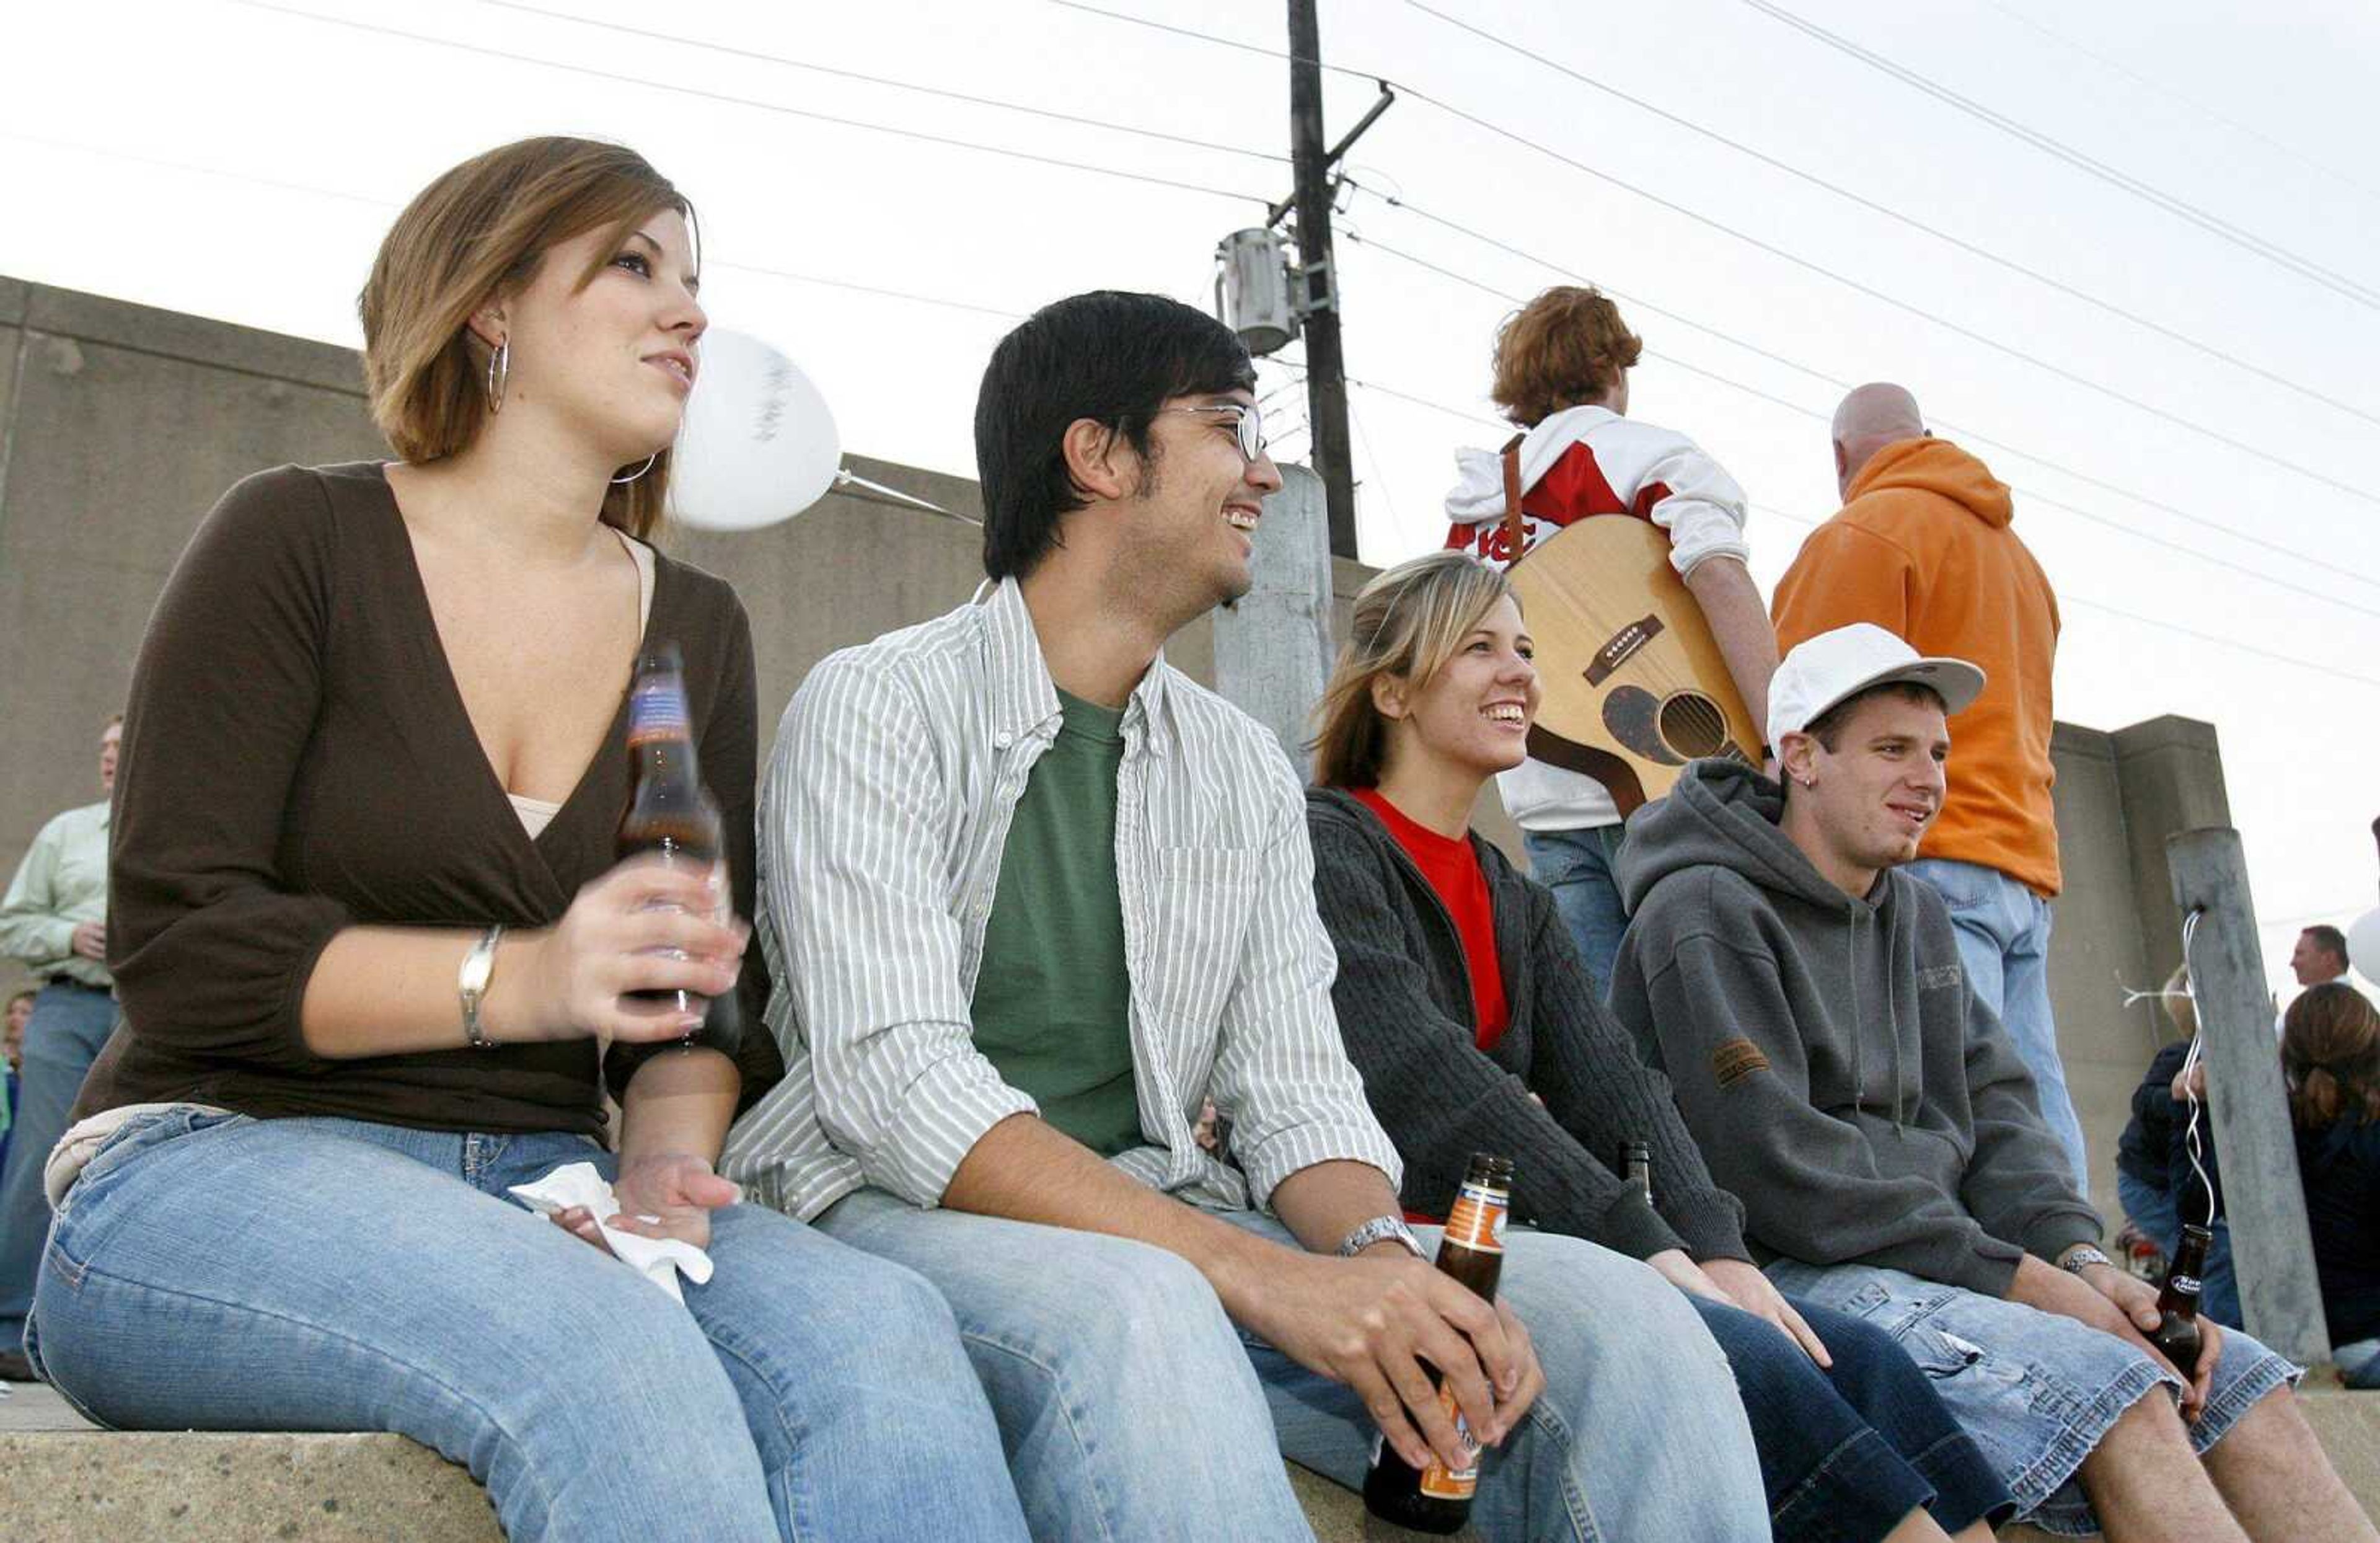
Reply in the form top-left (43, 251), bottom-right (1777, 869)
top-left (1443, 286), bottom-right (1779, 991)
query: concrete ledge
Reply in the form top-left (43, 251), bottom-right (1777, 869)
top-left (13, 1382), bottom-right (2378, 1539)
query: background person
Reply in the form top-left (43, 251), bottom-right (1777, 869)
top-left (0, 989), bottom-right (31, 1196)
top-left (1441, 286), bottom-right (1778, 993)
top-left (0, 714), bottom-right (121, 1382)
top-left (2113, 965), bottom-right (2237, 1325)
top-left (2281, 984), bottom-right (2380, 1389)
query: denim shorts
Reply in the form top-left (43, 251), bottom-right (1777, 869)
top-left (1765, 1260), bottom-right (2301, 1537)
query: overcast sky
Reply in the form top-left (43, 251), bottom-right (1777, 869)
top-left (6, 0), bottom-right (2377, 1000)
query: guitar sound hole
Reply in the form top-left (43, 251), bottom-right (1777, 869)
top-left (1659, 693), bottom-right (1729, 758)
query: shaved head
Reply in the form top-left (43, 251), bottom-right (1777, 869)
top-left (1831, 382), bottom-right (1925, 497)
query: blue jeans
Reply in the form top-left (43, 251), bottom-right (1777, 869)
top-left (0, 981), bottom-right (117, 1351)
top-left (817, 1187), bottom-right (1768, 1541)
top-left (1523, 825), bottom-right (1631, 996)
top-left (25, 1110), bottom-right (1028, 1543)
top-left (2117, 1170), bottom-right (2242, 1328)
top-left (2334, 1339), bottom-right (2380, 1389)
top-left (1767, 1258), bottom-right (2299, 1537)
top-left (1690, 1294), bottom-right (2011, 1541)
top-left (1904, 858), bottom-right (2090, 1193)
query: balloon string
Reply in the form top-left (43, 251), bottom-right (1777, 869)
top-left (2175, 908), bottom-right (2218, 1230)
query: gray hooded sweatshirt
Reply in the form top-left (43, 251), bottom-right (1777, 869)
top-left (1607, 760), bottom-right (2100, 1297)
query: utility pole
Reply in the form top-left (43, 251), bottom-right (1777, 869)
top-left (1286, 0), bottom-right (1358, 560)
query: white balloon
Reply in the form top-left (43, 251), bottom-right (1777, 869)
top-left (2350, 909), bottom-right (2380, 982)
top-left (667, 329), bottom-right (840, 531)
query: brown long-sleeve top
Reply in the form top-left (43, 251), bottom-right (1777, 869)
top-left (74, 461), bottom-right (782, 1133)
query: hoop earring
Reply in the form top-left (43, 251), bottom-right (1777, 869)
top-left (484, 338), bottom-right (509, 415)
top-left (612, 453), bottom-right (658, 485)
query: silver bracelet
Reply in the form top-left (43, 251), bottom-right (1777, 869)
top-left (459, 924), bottom-right (505, 1050)
top-left (1336, 1215), bottom-right (1426, 1260)
top-left (2058, 1245), bottom-right (2113, 1275)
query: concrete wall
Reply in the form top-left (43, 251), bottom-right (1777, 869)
top-left (0, 278), bottom-right (2224, 1219)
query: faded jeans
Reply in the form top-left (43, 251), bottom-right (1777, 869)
top-left (818, 1185), bottom-right (1768, 1542)
top-left (27, 1110), bottom-right (1028, 1543)
top-left (1905, 857), bottom-right (2091, 1193)
top-left (1523, 825), bottom-right (1631, 997)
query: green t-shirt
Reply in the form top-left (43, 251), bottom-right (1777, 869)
top-left (970, 689), bottom-right (1142, 1156)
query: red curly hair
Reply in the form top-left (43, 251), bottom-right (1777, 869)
top-left (1490, 286), bottom-right (1644, 427)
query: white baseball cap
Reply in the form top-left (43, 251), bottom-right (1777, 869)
top-left (1767, 623), bottom-right (1986, 747)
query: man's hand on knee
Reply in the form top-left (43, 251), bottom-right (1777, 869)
top-left (2010, 1255), bottom-right (2206, 1419)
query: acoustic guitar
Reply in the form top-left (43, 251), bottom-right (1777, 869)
top-left (1502, 501), bottom-right (1762, 816)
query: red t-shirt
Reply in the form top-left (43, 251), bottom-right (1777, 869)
top-left (1351, 788), bottom-right (1509, 1051)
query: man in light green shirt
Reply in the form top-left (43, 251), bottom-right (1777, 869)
top-left (0, 715), bottom-right (121, 1380)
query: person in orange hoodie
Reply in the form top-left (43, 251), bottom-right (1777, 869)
top-left (1771, 383), bottom-right (2087, 1195)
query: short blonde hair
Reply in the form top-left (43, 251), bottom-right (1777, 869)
top-left (358, 136), bottom-right (692, 539)
top-left (1312, 552), bottom-right (1515, 789)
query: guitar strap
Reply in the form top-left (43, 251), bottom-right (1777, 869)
top-left (1499, 434), bottom-right (1527, 564)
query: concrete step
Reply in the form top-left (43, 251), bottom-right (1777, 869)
top-left (7, 1377), bottom-right (2372, 1540)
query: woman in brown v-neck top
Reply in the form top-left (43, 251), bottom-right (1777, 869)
top-left (23, 137), bottom-right (1026, 1543)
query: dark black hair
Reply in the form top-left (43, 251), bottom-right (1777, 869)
top-left (974, 290), bottom-right (1256, 581)
top-left (2306, 924), bottom-right (2351, 965)
top-left (1803, 679), bottom-right (1949, 752)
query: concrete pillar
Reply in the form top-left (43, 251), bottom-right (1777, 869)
top-left (1212, 464), bottom-right (1335, 777)
top-left (2115, 716), bottom-right (2234, 989)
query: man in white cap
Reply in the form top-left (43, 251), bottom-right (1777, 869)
top-left (1604, 624), bottom-right (2369, 1542)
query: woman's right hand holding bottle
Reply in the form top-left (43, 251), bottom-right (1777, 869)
top-left (485, 856), bottom-right (748, 1044)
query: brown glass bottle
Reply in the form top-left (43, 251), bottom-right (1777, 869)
top-left (617, 640), bottom-right (740, 1054)
top-left (2154, 1224), bottom-right (2213, 1375)
top-left (1363, 1153), bottom-right (1515, 1535)
top-left (1620, 1141), bottom-right (1654, 1207)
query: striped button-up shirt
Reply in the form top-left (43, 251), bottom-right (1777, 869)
top-left (723, 580), bottom-right (1401, 1221)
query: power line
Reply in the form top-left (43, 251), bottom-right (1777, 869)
top-left (1976, 0), bottom-right (2380, 210)
top-left (1351, 193), bottom-right (2380, 596)
top-left (1343, 225), bottom-right (2380, 625)
top-left (1331, 360), bottom-right (2380, 690)
top-left (1739, 0), bottom-right (2380, 312)
top-left (1397, 0), bottom-right (2380, 432)
top-left (484, 0), bottom-right (1290, 166)
top-left (234, 1), bottom-right (1269, 209)
top-left (2, 131), bottom-right (1025, 325)
top-left (1056, 1), bottom-right (2380, 515)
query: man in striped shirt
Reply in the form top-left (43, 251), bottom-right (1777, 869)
top-left (725, 292), bottom-right (1764, 1541)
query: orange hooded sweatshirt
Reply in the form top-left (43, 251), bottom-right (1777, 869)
top-left (1772, 437), bottom-right (2063, 896)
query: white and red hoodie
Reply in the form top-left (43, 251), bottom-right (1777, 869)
top-left (1442, 404), bottom-right (1753, 833)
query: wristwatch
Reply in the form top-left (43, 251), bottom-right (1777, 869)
top-left (1337, 1215), bottom-right (1426, 1260)
top-left (2058, 1245), bottom-right (2115, 1276)
top-left (458, 924), bottom-right (505, 1050)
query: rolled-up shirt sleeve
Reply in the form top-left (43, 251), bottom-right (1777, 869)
top-left (1209, 754), bottom-right (1403, 1208)
top-left (1628, 430), bottom-right (1751, 580)
top-left (109, 467), bottom-right (350, 1074)
top-left (766, 651), bottom-right (1035, 1208)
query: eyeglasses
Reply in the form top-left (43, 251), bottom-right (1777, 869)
top-left (1157, 402), bottom-right (1267, 463)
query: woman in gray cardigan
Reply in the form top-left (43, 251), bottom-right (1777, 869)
top-left (1305, 550), bottom-right (2007, 1543)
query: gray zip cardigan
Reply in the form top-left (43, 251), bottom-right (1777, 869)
top-left (1305, 786), bottom-right (1748, 1263)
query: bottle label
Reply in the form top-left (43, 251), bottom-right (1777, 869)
top-left (1417, 1387), bottom-right (1481, 1500)
top-left (628, 678), bottom-right (692, 746)
top-left (1442, 1180), bottom-right (1507, 1255)
top-left (2170, 1275), bottom-right (2201, 1294)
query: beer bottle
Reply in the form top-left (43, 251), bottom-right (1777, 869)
top-left (617, 640), bottom-right (741, 1055)
top-left (1620, 1141), bottom-right (1653, 1207)
top-left (2153, 1224), bottom-right (2213, 1375)
top-left (1363, 1152), bottom-right (1515, 1534)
